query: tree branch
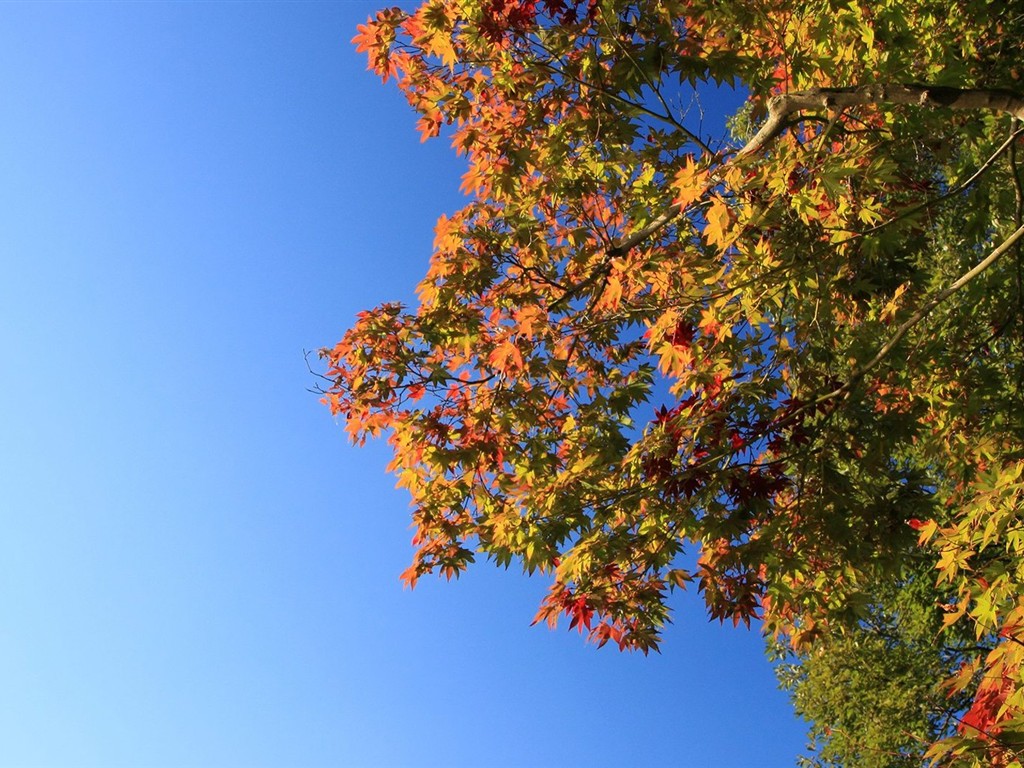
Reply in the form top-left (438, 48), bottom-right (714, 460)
top-left (842, 124), bottom-right (1024, 243)
top-left (739, 84), bottom-right (1024, 157)
top-left (811, 222), bottom-right (1024, 409)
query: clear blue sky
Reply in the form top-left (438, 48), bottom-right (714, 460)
top-left (0, 3), bottom-right (807, 766)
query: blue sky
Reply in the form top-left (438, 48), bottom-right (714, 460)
top-left (0, 3), bottom-right (807, 766)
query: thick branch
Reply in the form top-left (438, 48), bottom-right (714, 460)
top-left (739, 84), bottom-right (1024, 157)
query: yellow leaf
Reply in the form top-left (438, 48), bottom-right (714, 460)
top-left (672, 157), bottom-right (708, 210)
top-left (704, 197), bottom-right (733, 249)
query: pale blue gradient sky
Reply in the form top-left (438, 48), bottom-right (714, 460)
top-left (0, 3), bottom-right (806, 766)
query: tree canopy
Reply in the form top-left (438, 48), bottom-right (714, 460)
top-left (323, 1), bottom-right (1024, 762)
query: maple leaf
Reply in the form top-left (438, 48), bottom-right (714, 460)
top-left (703, 197), bottom-right (732, 250)
top-left (352, 20), bottom-right (378, 56)
top-left (487, 340), bottom-right (524, 373)
top-left (671, 156), bottom-right (708, 210)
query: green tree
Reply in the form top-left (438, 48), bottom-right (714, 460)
top-left (772, 554), bottom-right (980, 766)
top-left (324, 1), bottom-right (1024, 761)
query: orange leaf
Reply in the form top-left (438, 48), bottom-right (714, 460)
top-left (488, 341), bottom-right (524, 373)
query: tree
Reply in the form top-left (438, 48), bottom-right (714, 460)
top-left (322, 0), bottom-right (1024, 761)
top-left (772, 553), bottom-right (981, 766)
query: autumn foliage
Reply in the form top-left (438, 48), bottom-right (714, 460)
top-left (328, 0), bottom-right (1024, 762)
